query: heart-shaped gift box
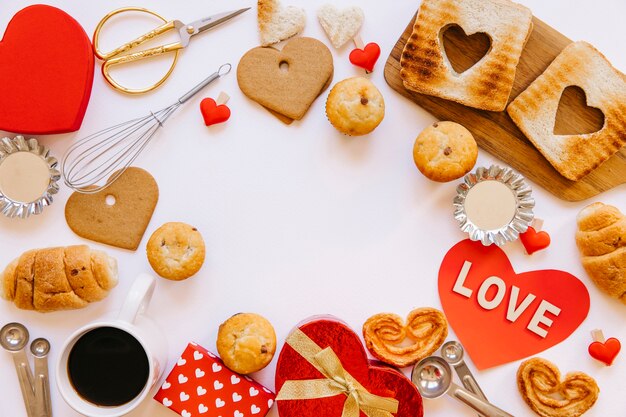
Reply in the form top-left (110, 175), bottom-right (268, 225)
top-left (275, 317), bottom-right (423, 417)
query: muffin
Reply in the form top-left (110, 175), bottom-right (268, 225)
top-left (413, 121), bottom-right (478, 182)
top-left (146, 222), bottom-right (205, 280)
top-left (325, 77), bottom-right (385, 136)
top-left (217, 313), bottom-right (276, 374)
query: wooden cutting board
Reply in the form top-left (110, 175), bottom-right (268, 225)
top-left (384, 14), bottom-right (626, 202)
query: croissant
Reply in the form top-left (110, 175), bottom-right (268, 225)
top-left (575, 202), bottom-right (626, 304)
top-left (1, 245), bottom-right (118, 312)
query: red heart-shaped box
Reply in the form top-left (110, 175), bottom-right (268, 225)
top-left (439, 240), bottom-right (590, 370)
top-left (275, 317), bottom-right (423, 417)
top-left (0, 5), bottom-right (94, 134)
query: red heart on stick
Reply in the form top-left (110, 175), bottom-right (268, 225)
top-left (439, 239), bottom-right (590, 370)
top-left (588, 337), bottom-right (621, 366)
top-left (349, 42), bottom-right (381, 72)
top-left (200, 98), bottom-right (231, 126)
top-left (0, 5), bottom-right (94, 134)
top-left (520, 226), bottom-right (551, 254)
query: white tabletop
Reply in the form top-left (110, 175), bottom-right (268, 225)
top-left (0, 1), bottom-right (624, 416)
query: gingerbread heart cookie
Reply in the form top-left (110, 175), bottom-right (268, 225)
top-left (363, 307), bottom-right (448, 367)
top-left (237, 37), bottom-right (333, 123)
top-left (517, 358), bottom-right (599, 417)
top-left (65, 167), bottom-right (158, 250)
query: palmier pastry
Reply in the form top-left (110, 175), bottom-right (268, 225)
top-left (362, 307), bottom-right (448, 367)
top-left (517, 357), bottom-right (599, 417)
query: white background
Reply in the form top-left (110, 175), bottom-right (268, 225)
top-left (0, 1), bottom-right (625, 416)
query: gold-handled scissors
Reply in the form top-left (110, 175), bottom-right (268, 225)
top-left (93, 7), bottom-right (249, 94)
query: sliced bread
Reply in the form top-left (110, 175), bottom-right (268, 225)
top-left (507, 41), bottom-right (626, 181)
top-left (400, 0), bottom-right (533, 111)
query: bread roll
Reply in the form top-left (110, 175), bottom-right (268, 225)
top-left (576, 202), bottom-right (626, 303)
top-left (1, 245), bottom-right (118, 312)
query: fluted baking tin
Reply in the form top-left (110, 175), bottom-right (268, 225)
top-left (0, 136), bottom-right (60, 219)
top-left (454, 165), bottom-right (534, 246)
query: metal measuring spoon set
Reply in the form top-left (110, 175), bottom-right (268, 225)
top-left (411, 340), bottom-right (514, 417)
top-left (1, 322), bottom-right (52, 417)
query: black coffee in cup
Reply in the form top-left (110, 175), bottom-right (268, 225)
top-left (68, 327), bottom-right (150, 406)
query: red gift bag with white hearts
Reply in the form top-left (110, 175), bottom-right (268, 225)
top-left (154, 342), bottom-right (276, 417)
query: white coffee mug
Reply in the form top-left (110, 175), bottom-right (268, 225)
top-left (56, 273), bottom-right (167, 417)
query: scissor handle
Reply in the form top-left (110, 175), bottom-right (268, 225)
top-left (92, 7), bottom-right (181, 94)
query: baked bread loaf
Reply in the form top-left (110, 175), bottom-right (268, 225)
top-left (1, 245), bottom-right (118, 312)
top-left (217, 313), bottom-right (276, 374)
top-left (413, 121), bottom-right (478, 182)
top-left (508, 42), bottom-right (626, 181)
top-left (325, 77), bottom-right (385, 136)
top-left (517, 357), bottom-right (599, 417)
top-left (575, 202), bottom-right (626, 303)
top-left (400, 0), bottom-right (532, 111)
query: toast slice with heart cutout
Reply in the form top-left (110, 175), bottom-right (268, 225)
top-left (508, 42), bottom-right (626, 181)
top-left (400, 0), bottom-right (532, 112)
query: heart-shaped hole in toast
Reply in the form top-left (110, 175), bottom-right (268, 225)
top-left (553, 85), bottom-right (605, 135)
top-left (441, 24), bottom-right (492, 74)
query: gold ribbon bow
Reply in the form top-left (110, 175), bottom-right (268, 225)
top-left (276, 328), bottom-right (400, 417)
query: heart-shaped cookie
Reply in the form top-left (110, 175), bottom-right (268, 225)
top-left (200, 98), bottom-right (231, 126)
top-left (258, 0), bottom-right (306, 46)
top-left (520, 226), bottom-right (551, 255)
top-left (237, 37), bottom-right (333, 121)
top-left (65, 167), bottom-right (158, 250)
top-left (362, 308), bottom-right (448, 367)
top-left (0, 5), bottom-right (94, 134)
top-left (349, 42), bottom-right (380, 72)
top-left (517, 358), bottom-right (599, 417)
top-left (317, 4), bottom-right (364, 49)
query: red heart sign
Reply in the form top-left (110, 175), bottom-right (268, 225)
top-left (439, 239), bottom-right (589, 370)
top-left (520, 226), bottom-right (551, 255)
top-left (0, 5), bottom-right (94, 134)
top-left (200, 98), bottom-right (231, 126)
top-left (588, 337), bottom-right (621, 366)
top-left (349, 42), bottom-right (381, 72)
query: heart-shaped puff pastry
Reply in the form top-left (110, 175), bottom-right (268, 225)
top-left (237, 37), bottom-right (333, 121)
top-left (363, 307), bottom-right (448, 367)
top-left (517, 357), bottom-right (599, 417)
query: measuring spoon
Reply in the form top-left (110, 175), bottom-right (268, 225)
top-left (31, 338), bottom-right (52, 417)
top-left (442, 341), bottom-right (488, 416)
top-left (412, 356), bottom-right (514, 417)
top-left (1, 322), bottom-right (35, 417)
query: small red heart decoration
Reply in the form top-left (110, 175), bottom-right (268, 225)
top-left (349, 42), bottom-right (381, 72)
top-left (588, 337), bottom-right (621, 366)
top-left (276, 318), bottom-right (423, 417)
top-left (200, 98), bottom-right (231, 126)
top-left (0, 5), bottom-right (94, 134)
top-left (520, 226), bottom-right (551, 255)
top-left (439, 239), bottom-right (590, 370)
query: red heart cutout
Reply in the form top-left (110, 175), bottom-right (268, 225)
top-left (349, 42), bottom-right (381, 72)
top-left (439, 239), bottom-right (590, 370)
top-left (276, 318), bottom-right (423, 417)
top-left (588, 337), bottom-right (621, 366)
top-left (200, 98), bottom-right (231, 126)
top-left (0, 5), bottom-right (94, 134)
top-left (520, 226), bottom-right (551, 255)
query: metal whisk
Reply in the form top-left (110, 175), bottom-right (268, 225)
top-left (62, 63), bottom-right (232, 193)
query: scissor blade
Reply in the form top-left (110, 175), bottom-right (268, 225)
top-left (186, 8), bottom-right (250, 37)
